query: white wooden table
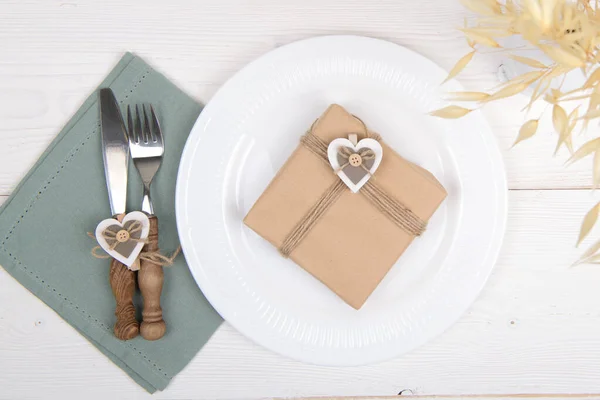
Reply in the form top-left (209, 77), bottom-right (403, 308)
top-left (2, 0), bottom-right (600, 399)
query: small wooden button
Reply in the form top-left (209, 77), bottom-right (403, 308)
top-left (116, 229), bottom-right (130, 243)
top-left (349, 153), bottom-right (362, 167)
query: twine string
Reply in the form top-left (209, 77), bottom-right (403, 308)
top-left (138, 246), bottom-right (181, 267)
top-left (279, 180), bottom-right (346, 258)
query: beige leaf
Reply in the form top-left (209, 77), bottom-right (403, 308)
top-left (483, 81), bottom-right (530, 102)
top-left (544, 92), bottom-right (555, 104)
top-left (568, 106), bottom-right (580, 126)
top-left (446, 91), bottom-right (490, 102)
top-left (553, 105), bottom-right (569, 154)
top-left (524, 0), bottom-right (544, 24)
top-left (520, 70), bottom-right (547, 84)
top-left (546, 66), bottom-right (572, 79)
top-left (553, 104), bottom-right (568, 134)
top-left (505, 0), bottom-right (515, 13)
top-left (577, 201), bottom-right (600, 246)
top-left (566, 137), bottom-right (600, 166)
top-left (509, 55), bottom-right (548, 69)
top-left (575, 45), bottom-right (590, 62)
top-left (583, 92), bottom-right (600, 130)
top-left (429, 105), bottom-right (473, 119)
top-left (565, 134), bottom-right (574, 154)
top-left (565, 31), bottom-right (590, 47)
top-left (523, 76), bottom-right (548, 112)
top-left (463, 17), bottom-right (476, 48)
top-left (475, 15), bottom-right (513, 26)
top-left (555, 132), bottom-right (573, 154)
top-left (576, 253), bottom-right (600, 265)
top-left (460, 0), bottom-right (497, 16)
top-left (566, 106), bottom-right (579, 150)
top-left (551, 88), bottom-right (563, 98)
top-left (581, 109), bottom-right (600, 120)
top-left (513, 119), bottom-right (539, 146)
top-left (584, 68), bottom-right (600, 89)
top-left (531, 78), bottom-right (555, 112)
top-left (577, 237), bottom-right (600, 264)
top-left (502, 70), bottom-right (546, 88)
top-left (563, 3), bottom-right (575, 27)
top-left (540, 45), bottom-right (585, 68)
top-left (443, 51), bottom-right (475, 83)
top-left (557, 94), bottom-right (592, 102)
top-left (490, 0), bottom-right (502, 14)
top-left (462, 30), bottom-right (501, 48)
top-left (540, 0), bottom-right (557, 29)
top-left (520, 22), bottom-right (543, 44)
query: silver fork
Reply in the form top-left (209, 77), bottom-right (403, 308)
top-left (127, 104), bottom-right (164, 214)
top-left (127, 104), bottom-right (167, 341)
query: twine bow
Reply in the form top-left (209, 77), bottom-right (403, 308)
top-left (137, 247), bottom-right (181, 267)
top-left (335, 146), bottom-right (376, 176)
top-left (102, 221), bottom-right (145, 251)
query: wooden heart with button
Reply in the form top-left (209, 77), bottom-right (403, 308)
top-left (327, 134), bottom-right (383, 193)
top-left (95, 211), bottom-right (150, 269)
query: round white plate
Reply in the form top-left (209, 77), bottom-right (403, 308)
top-left (176, 35), bottom-right (507, 366)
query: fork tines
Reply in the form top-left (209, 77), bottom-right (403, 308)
top-left (126, 104), bottom-right (162, 145)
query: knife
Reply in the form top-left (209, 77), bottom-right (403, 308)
top-left (100, 88), bottom-right (128, 216)
top-left (100, 88), bottom-right (139, 340)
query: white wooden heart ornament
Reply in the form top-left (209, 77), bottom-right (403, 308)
top-left (95, 211), bottom-right (150, 268)
top-left (327, 137), bottom-right (383, 193)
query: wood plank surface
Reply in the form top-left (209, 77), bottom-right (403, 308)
top-left (1, 0), bottom-right (600, 398)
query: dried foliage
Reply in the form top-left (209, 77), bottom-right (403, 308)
top-left (431, 0), bottom-right (600, 264)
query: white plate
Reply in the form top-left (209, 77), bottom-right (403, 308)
top-left (176, 36), bottom-right (507, 366)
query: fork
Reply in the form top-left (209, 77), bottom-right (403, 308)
top-left (127, 104), bottom-right (166, 341)
top-left (128, 105), bottom-right (164, 214)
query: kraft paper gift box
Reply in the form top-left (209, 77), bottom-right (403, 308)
top-left (244, 104), bottom-right (447, 309)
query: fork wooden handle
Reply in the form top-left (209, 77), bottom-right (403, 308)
top-left (138, 215), bottom-right (166, 340)
top-left (109, 258), bottom-right (139, 340)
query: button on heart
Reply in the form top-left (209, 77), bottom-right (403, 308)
top-left (116, 230), bottom-right (131, 243)
top-left (327, 137), bottom-right (383, 193)
top-left (95, 211), bottom-right (150, 268)
top-left (348, 153), bottom-right (363, 167)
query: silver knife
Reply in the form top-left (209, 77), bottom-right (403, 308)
top-left (100, 88), bottom-right (140, 341)
top-left (100, 88), bottom-right (128, 217)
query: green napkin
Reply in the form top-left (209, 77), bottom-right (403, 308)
top-left (0, 53), bottom-right (223, 393)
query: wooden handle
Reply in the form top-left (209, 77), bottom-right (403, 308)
top-left (109, 258), bottom-right (139, 340)
top-left (138, 215), bottom-right (166, 340)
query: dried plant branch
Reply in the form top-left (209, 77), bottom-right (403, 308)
top-left (431, 0), bottom-right (600, 264)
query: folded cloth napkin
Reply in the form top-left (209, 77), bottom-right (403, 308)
top-left (0, 53), bottom-right (223, 393)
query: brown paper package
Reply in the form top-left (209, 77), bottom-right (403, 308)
top-left (244, 104), bottom-right (447, 309)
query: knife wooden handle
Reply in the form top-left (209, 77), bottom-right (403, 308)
top-left (109, 258), bottom-right (139, 340)
top-left (138, 215), bottom-right (166, 340)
